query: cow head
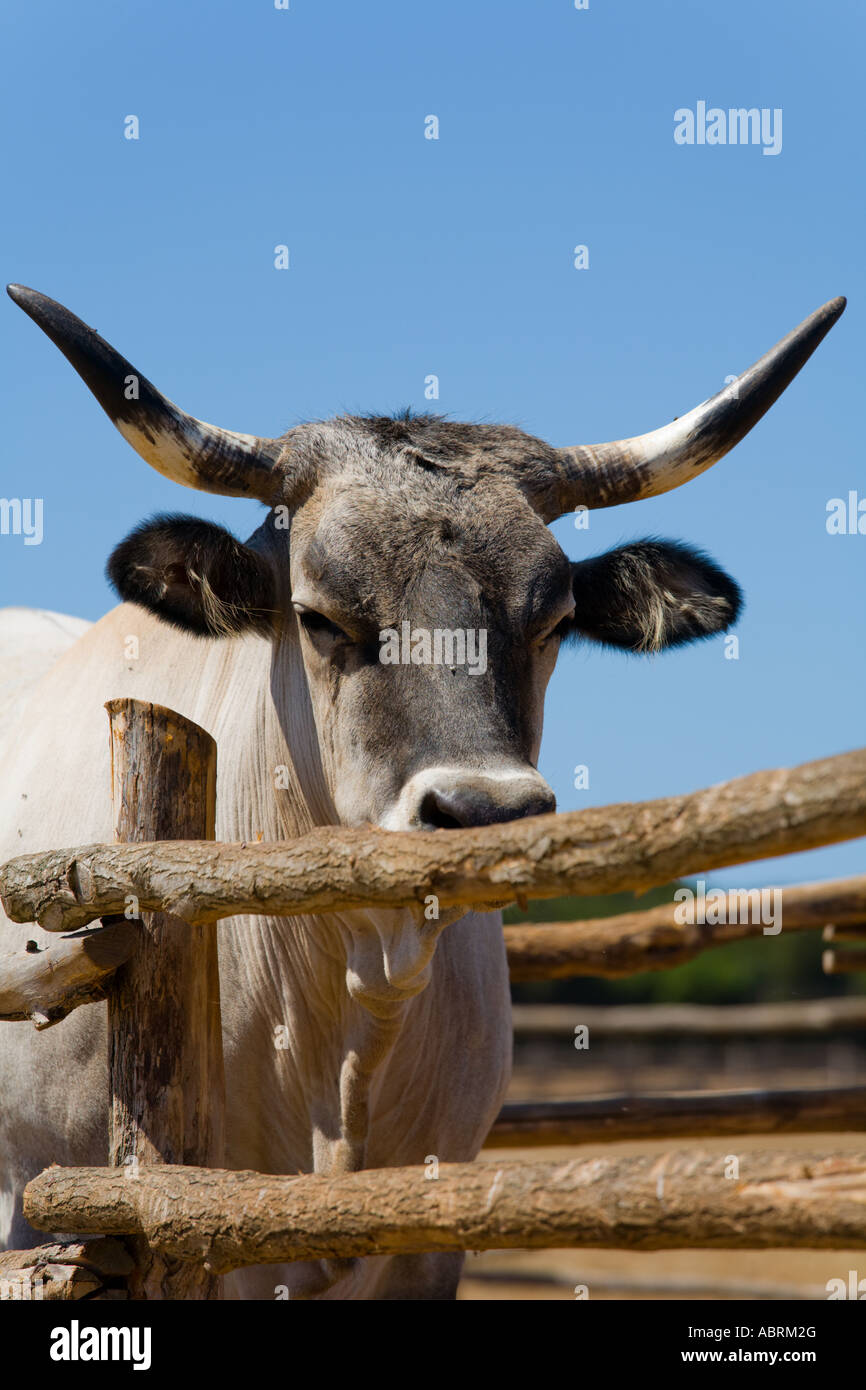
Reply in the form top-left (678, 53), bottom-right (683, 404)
top-left (7, 286), bottom-right (845, 832)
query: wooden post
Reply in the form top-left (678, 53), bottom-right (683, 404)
top-left (105, 699), bottom-right (224, 1300)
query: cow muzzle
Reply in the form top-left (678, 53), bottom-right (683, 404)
top-left (381, 765), bottom-right (556, 831)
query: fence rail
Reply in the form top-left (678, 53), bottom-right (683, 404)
top-left (505, 875), bottom-right (866, 981)
top-left (2, 748), bottom-right (864, 934)
top-left (511, 997), bottom-right (866, 1038)
top-left (486, 1086), bottom-right (866, 1147)
top-left (0, 1238), bottom-right (133, 1302)
top-left (22, 1151), bottom-right (866, 1271)
top-left (4, 884), bottom-right (865, 1029)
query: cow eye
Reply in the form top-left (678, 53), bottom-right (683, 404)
top-left (540, 614), bottom-right (574, 645)
top-left (295, 608), bottom-right (349, 642)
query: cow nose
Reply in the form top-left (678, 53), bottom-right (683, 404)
top-left (418, 781), bottom-right (556, 830)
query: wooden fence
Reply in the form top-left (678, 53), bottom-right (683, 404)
top-left (1, 699), bottom-right (865, 1300)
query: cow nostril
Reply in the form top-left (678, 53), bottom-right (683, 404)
top-left (418, 783), bottom-right (556, 830)
top-left (418, 790), bottom-right (464, 830)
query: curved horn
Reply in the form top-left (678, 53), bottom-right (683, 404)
top-left (7, 285), bottom-right (283, 501)
top-left (553, 297), bottom-right (846, 517)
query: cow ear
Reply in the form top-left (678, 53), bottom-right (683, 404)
top-left (565, 539), bottom-right (742, 652)
top-left (107, 514), bottom-right (276, 637)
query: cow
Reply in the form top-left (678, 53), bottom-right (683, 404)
top-left (0, 286), bottom-right (845, 1298)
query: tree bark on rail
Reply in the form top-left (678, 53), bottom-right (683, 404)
top-left (505, 875), bottom-right (866, 981)
top-left (105, 699), bottom-right (224, 1300)
top-left (485, 1087), bottom-right (866, 1148)
top-left (22, 1152), bottom-right (866, 1271)
top-left (2, 748), bottom-right (864, 931)
top-left (0, 1238), bottom-right (133, 1300)
top-left (0, 920), bottom-right (137, 1026)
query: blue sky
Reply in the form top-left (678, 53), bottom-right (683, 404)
top-left (1, 0), bottom-right (862, 885)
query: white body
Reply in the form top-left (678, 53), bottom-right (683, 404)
top-left (0, 605), bottom-right (511, 1299)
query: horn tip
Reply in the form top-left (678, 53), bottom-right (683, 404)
top-left (6, 283), bottom-right (50, 317)
top-left (823, 295), bottom-right (847, 322)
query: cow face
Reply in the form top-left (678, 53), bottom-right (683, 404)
top-left (281, 418), bottom-right (572, 829)
top-left (105, 414), bottom-right (741, 829)
top-left (8, 287), bottom-right (845, 828)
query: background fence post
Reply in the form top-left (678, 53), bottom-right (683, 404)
top-left (105, 698), bottom-right (224, 1300)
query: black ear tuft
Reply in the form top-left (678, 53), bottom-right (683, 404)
top-left (107, 514), bottom-right (276, 637)
top-left (566, 539), bottom-right (743, 653)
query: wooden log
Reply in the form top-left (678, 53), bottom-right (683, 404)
top-left (3, 875), bottom-right (862, 1022)
top-left (0, 1238), bottom-right (133, 1301)
top-left (824, 921), bottom-right (866, 942)
top-left (0, 920), bottom-right (137, 1026)
top-left (823, 947), bottom-right (866, 975)
top-left (505, 875), bottom-right (866, 981)
top-left (463, 1265), bottom-right (826, 1300)
top-left (23, 1151), bottom-right (866, 1270)
top-left (105, 699), bottom-right (224, 1301)
top-left (510, 996), bottom-right (866, 1038)
top-left (485, 1086), bottom-right (866, 1148)
top-left (2, 748), bottom-right (864, 931)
